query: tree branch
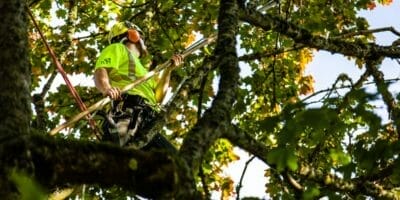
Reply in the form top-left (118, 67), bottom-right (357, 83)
top-left (239, 8), bottom-right (400, 59)
top-left (111, 0), bottom-right (149, 9)
top-left (0, 133), bottom-right (177, 199)
top-left (333, 27), bottom-right (400, 39)
top-left (235, 155), bottom-right (255, 200)
top-left (298, 164), bottom-right (398, 199)
top-left (178, 0), bottom-right (241, 198)
top-left (365, 58), bottom-right (400, 137)
top-left (238, 45), bottom-right (305, 61)
top-left (224, 121), bottom-right (400, 198)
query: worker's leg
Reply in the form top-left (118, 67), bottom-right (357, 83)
top-left (101, 119), bottom-right (119, 144)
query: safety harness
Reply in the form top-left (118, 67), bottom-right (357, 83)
top-left (100, 95), bottom-right (155, 146)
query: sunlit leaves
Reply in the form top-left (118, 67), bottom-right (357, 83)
top-left (368, 0), bottom-right (393, 10)
top-left (289, 0), bottom-right (357, 35)
top-left (379, 0), bottom-right (394, 5)
top-left (183, 32), bottom-right (196, 48)
top-left (298, 49), bottom-right (313, 74)
top-left (200, 139), bottom-right (238, 198)
top-left (329, 149), bottom-right (351, 167)
top-left (367, 2), bottom-right (377, 9)
top-left (220, 177), bottom-right (235, 200)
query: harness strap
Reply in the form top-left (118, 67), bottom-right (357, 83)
top-left (125, 46), bottom-right (136, 78)
top-left (103, 95), bottom-right (156, 146)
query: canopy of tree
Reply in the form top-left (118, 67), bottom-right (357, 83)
top-left (0, 0), bottom-right (399, 199)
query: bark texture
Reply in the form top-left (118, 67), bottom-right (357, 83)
top-left (0, 1), bottom-right (31, 136)
top-left (1, 134), bottom-right (177, 199)
top-left (0, 1), bottom-right (31, 198)
top-left (177, 0), bottom-right (240, 198)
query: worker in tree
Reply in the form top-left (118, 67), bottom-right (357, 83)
top-left (94, 21), bottom-right (182, 149)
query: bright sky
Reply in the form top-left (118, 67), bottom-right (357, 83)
top-left (223, 1), bottom-right (400, 199)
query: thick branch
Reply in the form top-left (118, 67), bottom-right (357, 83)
top-left (177, 0), bottom-right (240, 198)
top-left (223, 125), bottom-right (270, 164)
top-left (298, 164), bottom-right (398, 199)
top-left (179, 0), bottom-right (240, 168)
top-left (0, 134), bottom-right (176, 199)
top-left (239, 8), bottom-right (400, 59)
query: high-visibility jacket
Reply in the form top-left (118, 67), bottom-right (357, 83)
top-left (95, 43), bottom-right (157, 107)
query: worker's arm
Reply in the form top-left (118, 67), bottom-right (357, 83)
top-left (154, 54), bottom-right (183, 103)
top-left (94, 68), bottom-right (121, 100)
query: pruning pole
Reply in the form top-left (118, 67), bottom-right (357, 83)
top-left (50, 35), bottom-right (216, 135)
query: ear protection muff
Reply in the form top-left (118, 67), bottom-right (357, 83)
top-left (127, 29), bottom-right (141, 43)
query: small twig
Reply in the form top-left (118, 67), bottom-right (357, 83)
top-left (40, 71), bottom-right (57, 98)
top-left (301, 75), bottom-right (400, 105)
top-left (235, 155), bottom-right (256, 200)
top-left (111, 0), bottom-right (148, 8)
top-left (197, 68), bottom-right (211, 198)
top-left (154, 4), bottom-right (178, 52)
top-left (333, 27), bottom-right (400, 39)
top-left (239, 45), bottom-right (305, 62)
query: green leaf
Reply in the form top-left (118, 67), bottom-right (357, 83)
top-left (10, 170), bottom-right (47, 200)
top-left (267, 148), bottom-right (298, 172)
top-left (259, 115), bottom-right (281, 132)
top-left (286, 152), bottom-right (298, 171)
top-left (267, 148), bottom-right (286, 172)
top-left (388, 160), bottom-right (400, 184)
top-left (55, 9), bottom-right (67, 18)
top-left (302, 186), bottom-right (320, 200)
top-left (129, 159), bottom-right (138, 170)
top-left (329, 149), bottom-right (351, 167)
top-left (337, 163), bottom-right (356, 180)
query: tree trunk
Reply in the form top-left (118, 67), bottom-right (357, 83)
top-left (0, 0), bottom-right (31, 198)
top-left (0, 0), bottom-right (31, 135)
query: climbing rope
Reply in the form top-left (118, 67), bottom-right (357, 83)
top-left (50, 35), bottom-right (216, 135)
top-left (27, 8), bottom-right (101, 139)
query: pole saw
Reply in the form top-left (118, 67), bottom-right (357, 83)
top-left (50, 35), bottom-right (216, 135)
